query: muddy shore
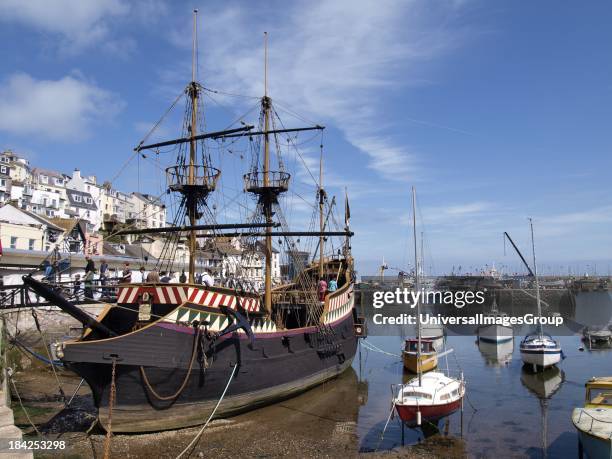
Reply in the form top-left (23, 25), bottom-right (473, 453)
top-left (5, 332), bottom-right (465, 458)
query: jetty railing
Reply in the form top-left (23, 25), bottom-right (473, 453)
top-left (0, 280), bottom-right (120, 309)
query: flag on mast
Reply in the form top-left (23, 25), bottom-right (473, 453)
top-left (344, 188), bottom-right (350, 228)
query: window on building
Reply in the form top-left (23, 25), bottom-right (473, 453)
top-left (10, 237), bottom-right (17, 249)
top-left (0, 179), bottom-right (5, 187)
top-left (28, 239), bottom-right (35, 250)
top-left (73, 194), bottom-right (82, 203)
top-left (41, 175), bottom-right (48, 184)
top-left (55, 178), bottom-right (63, 185)
top-left (0, 166), bottom-right (6, 174)
top-left (84, 197), bottom-right (92, 204)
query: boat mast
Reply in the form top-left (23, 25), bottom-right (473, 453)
top-left (412, 186), bottom-right (422, 386)
top-left (263, 32), bottom-right (273, 312)
top-left (318, 145), bottom-right (325, 279)
top-left (187, 8), bottom-right (199, 283)
top-left (529, 218), bottom-right (543, 337)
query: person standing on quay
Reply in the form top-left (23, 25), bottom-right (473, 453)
top-left (84, 269), bottom-right (95, 299)
top-left (99, 259), bottom-right (109, 296)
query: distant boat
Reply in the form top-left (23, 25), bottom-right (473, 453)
top-left (582, 326), bottom-right (612, 345)
top-left (519, 219), bottom-right (562, 371)
top-left (394, 187), bottom-right (465, 428)
top-left (403, 338), bottom-right (437, 373)
top-left (476, 294), bottom-right (513, 344)
top-left (572, 377), bottom-right (612, 459)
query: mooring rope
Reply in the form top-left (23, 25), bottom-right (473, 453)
top-left (103, 357), bottom-right (117, 459)
top-left (140, 326), bottom-right (202, 401)
top-left (175, 362), bottom-right (239, 459)
top-left (361, 339), bottom-right (401, 358)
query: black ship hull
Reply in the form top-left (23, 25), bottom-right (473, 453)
top-left (61, 294), bottom-right (357, 432)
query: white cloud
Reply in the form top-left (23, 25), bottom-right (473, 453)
top-left (0, 0), bottom-right (168, 55)
top-left (164, 0), bottom-right (468, 182)
top-left (0, 73), bottom-right (124, 141)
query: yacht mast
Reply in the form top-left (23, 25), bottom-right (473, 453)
top-left (529, 218), bottom-right (543, 337)
top-left (412, 186), bottom-right (422, 386)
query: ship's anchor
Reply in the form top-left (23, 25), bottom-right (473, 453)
top-left (212, 306), bottom-right (255, 349)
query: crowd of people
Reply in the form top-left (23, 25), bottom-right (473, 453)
top-left (70, 258), bottom-right (221, 300)
top-left (67, 259), bottom-right (342, 303)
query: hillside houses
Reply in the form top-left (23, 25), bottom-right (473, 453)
top-left (0, 149), bottom-right (282, 286)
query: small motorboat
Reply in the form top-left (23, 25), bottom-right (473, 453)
top-left (572, 377), bottom-right (612, 459)
top-left (583, 326), bottom-right (612, 345)
top-left (520, 332), bottom-right (562, 371)
top-left (403, 338), bottom-right (437, 373)
top-left (477, 295), bottom-right (513, 344)
top-left (394, 371), bottom-right (465, 427)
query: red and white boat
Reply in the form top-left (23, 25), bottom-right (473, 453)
top-left (394, 371), bottom-right (465, 426)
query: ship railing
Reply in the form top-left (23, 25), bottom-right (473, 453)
top-left (243, 171), bottom-right (290, 193)
top-left (166, 165), bottom-right (220, 192)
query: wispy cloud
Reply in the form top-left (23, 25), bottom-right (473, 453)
top-left (0, 72), bottom-right (124, 141)
top-left (163, 1), bottom-right (470, 183)
top-left (0, 0), bottom-right (167, 56)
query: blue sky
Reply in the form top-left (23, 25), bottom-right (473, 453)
top-left (0, 0), bottom-right (611, 275)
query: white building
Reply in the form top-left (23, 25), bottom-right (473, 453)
top-left (66, 169), bottom-right (104, 230)
top-left (129, 193), bottom-right (166, 229)
top-left (63, 188), bottom-right (100, 232)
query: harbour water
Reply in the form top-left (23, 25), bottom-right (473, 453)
top-left (353, 290), bottom-right (612, 457)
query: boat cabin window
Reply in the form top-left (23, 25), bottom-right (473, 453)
top-left (587, 387), bottom-right (612, 406)
top-left (404, 390), bottom-right (432, 400)
top-left (406, 341), bottom-right (434, 353)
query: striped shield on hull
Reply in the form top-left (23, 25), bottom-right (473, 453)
top-left (117, 285), bottom-right (189, 305)
top-left (187, 288), bottom-right (261, 312)
top-left (117, 285), bottom-right (262, 313)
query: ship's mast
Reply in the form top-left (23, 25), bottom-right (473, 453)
top-left (318, 145), bottom-right (325, 279)
top-left (263, 32), bottom-right (273, 312)
top-left (187, 8), bottom-right (199, 283)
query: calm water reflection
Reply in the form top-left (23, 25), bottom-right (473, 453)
top-left (351, 291), bottom-right (612, 457)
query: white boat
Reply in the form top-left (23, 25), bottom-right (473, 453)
top-left (477, 296), bottom-right (513, 344)
top-left (572, 377), bottom-right (612, 459)
top-left (520, 333), bottom-right (562, 370)
top-left (519, 219), bottom-right (562, 371)
top-left (394, 371), bottom-right (465, 427)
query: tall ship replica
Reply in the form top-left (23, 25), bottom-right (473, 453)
top-left (24, 12), bottom-right (358, 433)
